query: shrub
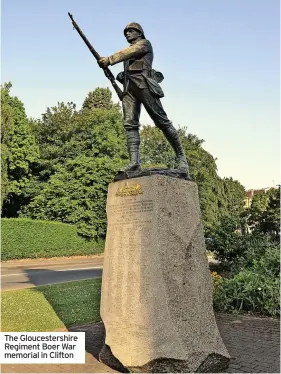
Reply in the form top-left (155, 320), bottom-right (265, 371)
top-left (213, 247), bottom-right (280, 317)
top-left (209, 216), bottom-right (276, 273)
top-left (207, 217), bottom-right (243, 269)
top-left (1, 218), bottom-right (104, 260)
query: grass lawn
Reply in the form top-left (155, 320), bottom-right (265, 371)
top-left (1, 278), bottom-right (102, 332)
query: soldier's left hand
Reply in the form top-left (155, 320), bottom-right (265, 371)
top-left (98, 57), bottom-right (110, 68)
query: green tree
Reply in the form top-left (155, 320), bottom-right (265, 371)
top-left (32, 101), bottom-right (78, 180)
top-left (82, 87), bottom-right (120, 110)
top-left (209, 215), bottom-right (274, 272)
top-left (249, 190), bottom-right (268, 216)
top-left (1, 82), bottom-right (13, 209)
top-left (1, 83), bottom-right (39, 216)
top-left (140, 125), bottom-right (174, 168)
top-left (23, 89), bottom-right (125, 204)
top-left (262, 187), bottom-right (280, 239)
top-left (31, 89), bottom-right (124, 181)
top-left (221, 177), bottom-right (245, 217)
top-left (21, 88), bottom-right (128, 238)
top-left (21, 155), bottom-right (124, 239)
top-left (247, 187), bottom-right (280, 239)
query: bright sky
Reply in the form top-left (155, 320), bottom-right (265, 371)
top-left (2, 0), bottom-right (280, 190)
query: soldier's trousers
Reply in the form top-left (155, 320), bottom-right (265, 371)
top-left (122, 83), bottom-right (172, 132)
top-left (121, 81), bottom-right (188, 172)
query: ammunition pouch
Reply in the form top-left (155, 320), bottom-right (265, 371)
top-left (116, 72), bottom-right (125, 84)
top-left (150, 69), bottom-right (164, 83)
top-left (144, 75), bottom-right (164, 98)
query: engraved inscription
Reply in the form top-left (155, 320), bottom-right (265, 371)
top-left (107, 200), bottom-right (153, 226)
top-left (104, 199), bottom-right (153, 322)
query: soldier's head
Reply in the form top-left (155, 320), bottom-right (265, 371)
top-left (124, 22), bottom-right (145, 43)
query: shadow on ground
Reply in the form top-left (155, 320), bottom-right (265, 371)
top-left (24, 268), bottom-right (102, 287)
top-left (69, 322), bottom-right (105, 361)
top-left (13, 268), bottom-right (103, 328)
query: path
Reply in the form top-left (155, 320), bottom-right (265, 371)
top-left (2, 255), bottom-right (216, 290)
top-left (1, 255), bottom-right (103, 291)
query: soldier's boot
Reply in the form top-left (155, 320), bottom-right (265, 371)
top-left (162, 126), bottom-right (190, 175)
top-left (124, 130), bottom-right (141, 172)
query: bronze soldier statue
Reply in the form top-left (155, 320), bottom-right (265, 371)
top-left (98, 23), bottom-right (190, 176)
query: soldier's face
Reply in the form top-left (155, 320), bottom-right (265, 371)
top-left (125, 28), bottom-right (142, 43)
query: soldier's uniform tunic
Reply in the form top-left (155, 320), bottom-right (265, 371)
top-left (109, 38), bottom-right (169, 132)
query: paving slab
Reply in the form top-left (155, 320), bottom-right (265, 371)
top-left (216, 313), bottom-right (280, 373)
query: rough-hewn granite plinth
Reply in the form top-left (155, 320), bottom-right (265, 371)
top-left (99, 175), bottom-right (230, 372)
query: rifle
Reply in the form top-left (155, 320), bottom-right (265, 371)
top-left (68, 12), bottom-right (123, 101)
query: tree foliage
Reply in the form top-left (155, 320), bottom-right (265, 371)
top-left (246, 187), bottom-right (280, 240)
top-left (20, 88), bottom-right (128, 238)
top-left (1, 83), bottom-right (39, 215)
top-left (221, 177), bottom-right (245, 217)
top-left (209, 215), bottom-right (276, 271)
top-left (82, 87), bottom-right (120, 111)
top-left (21, 155), bottom-right (124, 239)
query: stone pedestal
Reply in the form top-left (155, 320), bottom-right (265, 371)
top-left (99, 175), bottom-right (230, 372)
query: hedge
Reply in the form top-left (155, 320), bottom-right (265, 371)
top-left (1, 218), bottom-right (104, 260)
